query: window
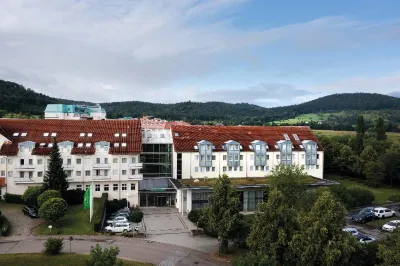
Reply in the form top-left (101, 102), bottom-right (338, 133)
top-left (194, 155), bottom-right (199, 161)
top-left (20, 172), bottom-right (24, 178)
top-left (20, 159), bottom-right (25, 165)
top-left (51, 133), bottom-right (57, 137)
top-left (122, 184), bottom-right (127, 191)
top-left (95, 184), bottom-right (100, 191)
top-left (250, 155), bottom-right (254, 160)
top-left (76, 158), bottom-right (82, 164)
top-left (255, 166), bottom-right (260, 171)
top-left (240, 166), bottom-right (243, 171)
top-left (114, 133), bottom-right (120, 137)
top-left (86, 184), bottom-right (90, 190)
top-left (122, 133), bottom-right (127, 137)
top-left (283, 133), bottom-right (290, 140)
top-left (114, 143), bottom-right (120, 148)
top-left (223, 166), bottom-right (227, 172)
top-left (77, 185), bottom-right (82, 190)
top-left (122, 170), bottom-right (127, 175)
top-left (96, 158), bottom-right (100, 164)
top-left (200, 167), bottom-right (204, 172)
top-left (212, 155), bottom-right (216, 160)
top-left (95, 170), bottom-right (100, 176)
top-left (121, 143), bottom-right (127, 147)
top-left (317, 154), bottom-right (320, 159)
top-left (228, 166), bottom-right (232, 171)
top-left (122, 158), bottom-right (127, 163)
top-left (316, 165), bottom-right (319, 169)
top-left (85, 170), bottom-right (91, 176)
top-left (13, 132), bottom-right (19, 137)
top-left (223, 155), bottom-right (227, 160)
top-left (206, 167), bottom-right (210, 172)
top-left (240, 155), bottom-right (243, 160)
top-left (131, 183), bottom-right (136, 190)
top-left (194, 167), bottom-right (198, 172)
top-left (0, 158), bottom-right (5, 164)
top-left (28, 159), bottom-right (32, 165)
top-left (87, 133), bottom-right (93, 137)
top-left (76, 171), bottom-right (81, 176)
top-left (302, 154), bottom-right (305, 159)
top-left (37, 159), bottom-right (43, 165)
top-left (78, 143), bottom-right (83, 148)
top-left (113, 184), bottom-right (118, 191)
top-left (7, 158), bottom-right (13, 164)
top-left (0, 170), bottom-right (5, 177)
top-left (66, 171), bottom-right (72, 177)
top-left (112, 169), bottom-right (118, 175)
top-left (276, 154), bottom-right (279, 160)
top-left (131, 157), bottom-right (136, 164)
top-left (80, 133), bottom-right (85, 137)
top-left (85, 143), bottom-right (91, 148)
top-left (266, 166), bottom-right (270, 171)
top-left (212, 167), bottom-right (215, 172)
top-left (104, 184), bottom-right (109, 191)
top-left (21, 132), bottom-right (27, 137)
top-left (292, 134), bottom-right (300, 141)
top-left (43, 133), bottom-right (49, 137)
top-left (104, 158), bottom-right (108, 164)
top-left (65, 158), bottom-right (71, 165)
top-left (48, 143), bottom-right (53, 148)
top-left (8, 171), bottom-right (13, 177)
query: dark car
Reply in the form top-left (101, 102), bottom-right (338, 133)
top-left (22, 205), bottom-right (38, 218)
top-left (352, 210), bottom-right (374, 223)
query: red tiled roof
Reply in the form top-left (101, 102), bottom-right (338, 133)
top-left (171, 125), bottom-right (322, 152)
top-left (0, 119), bottom-right (142, 156)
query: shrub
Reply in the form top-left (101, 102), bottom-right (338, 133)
top-left (43, 237), bottom-right (64, 255)
top-left (232, 251), bottom-right (273, 266)
top-left (4, 193), bottom-right (24, 204)
top-left (62, 189), bottom-right (85, 205)
top-left (121, 231), bottom-right (133, 237)
top-left (86, 244), bottom-right (123, 266)
top-left (106, 199), bottom-right (128, 214)
top-left (128, 211), bottom-right (143, 224)
top-left (0, 215), bottom-right (10, 236)
top-left (93, 193), bottom-right (108, 232)
top-left (22, 186), bottom-right (43, 206)
top-left (39, 198), bottom-right (68, 223)
top-left (388, 194), bottom-right (400, 202)
top-left (188, 209), bottom-right (202, 223)
top-left (38, 190), bottom-right (61, 207)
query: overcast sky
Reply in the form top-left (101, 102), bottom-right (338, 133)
top-left (1, 0), bottom-right (400, 106)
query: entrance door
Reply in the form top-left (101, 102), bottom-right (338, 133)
top-left (156, 196), bottom-right (167, 207)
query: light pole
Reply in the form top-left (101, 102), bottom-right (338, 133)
top-left (126, 192), bottom-right (129, 208)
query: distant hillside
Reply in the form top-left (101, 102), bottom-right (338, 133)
top-left (0, 79), bottom-right (399, 130)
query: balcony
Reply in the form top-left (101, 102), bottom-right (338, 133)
top-left (199, 161), bottom-right (212, 167)
top-left (63, 164), bottom-right (74, 170)
top-left (14, 178), bottom-right (35, 183)
top-left (67, 177), bottom-right (74, 181)
top-left (92, 164), bottom-right (111, 169)
top-left (14, 165), bottom-right (35, 171)
top-left (92, 175), bottom-right (111, 180)
top-left (128, 174), bottom-right (143, 180)
top-left (128, 163), bottom-right (143, 169)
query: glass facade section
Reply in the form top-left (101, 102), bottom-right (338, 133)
top-left (252, 140), bottom-right (268, 166)
top-left (141, 144), bottom-right (172, 178)
top-left (198, 140), bottom-right (213, 167)
top-left (302, 140), bottom-right (318, 165)
top-left (277, 140), bottom-right (292, 165)
top-left (242, 191), bottom-right (264, 212)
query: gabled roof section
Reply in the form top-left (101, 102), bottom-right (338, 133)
top-left (171, 125), bottom-right (322, 152)
top-left (0, 119), bottom-right (141, 156)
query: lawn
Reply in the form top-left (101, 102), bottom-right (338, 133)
top-left (367, 217), bottom-right (399, 229)
top-left (0, 254), bottom-right (152, 266)
top-left (326, 174), bottom-right (400, 204)
top-left (35, 198), bottom-right (103, 235)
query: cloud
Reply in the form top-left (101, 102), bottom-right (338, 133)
top-left (0, 0), bottom-right (399, 104)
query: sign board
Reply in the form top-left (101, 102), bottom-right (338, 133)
top-left (150, 188), bottom-right (166, 192)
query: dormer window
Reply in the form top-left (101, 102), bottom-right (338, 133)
top-left (85, 143), bottom-right (91, 148)
top-left (283, 134), bottom-right (290, 140)
top-left (80, 133), bottom-right (85, 137)
top-left (277, 140), bottom-right (292, 166)
top-left (87, 133), bottom-right (93, 137)
top-left (77, 143), bottom-right (84, 148)
top-left (251, 140), bottom-right (268, 166)
top-left (114, 133), bottom-right (120, 137)
top-left (43, 133), bottom-right (49, 137)
top-left (122, 133), bottom-right (127, 137)
top-left (121, 143), bottom-right (127, 147)
top-left (21, 133), bottom-right (27, 137)
top-left (302, 140), bottom-right (317, 165)
top-left (13, 133), bottom-right (19, 137)
top-left (225, 140), bottom-right (241, 167)
top-left (114, 143), bottom-right (120, 148)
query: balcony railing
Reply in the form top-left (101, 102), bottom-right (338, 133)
top-left (128, 163), bottom-right (143, 169)
top-left (92, 164), bottom-right (111, 169)
top-left (63, 164), bottom-right (74, 170)
top-left (14, 178), bottom-right (35, 183)
top-left (14, 165), bottom-right (36, 171)
top-left (92, 175), bottom-right (111, 180)
top-left (128, 174), bottom-right (143, 180)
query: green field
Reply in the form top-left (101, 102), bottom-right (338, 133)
top-left (0, 254), bottom-right (151, 266)
top-left (326, 174), bottom-right (400, 204)
top-left (314, 130), bottom-right (400, 141)
top-left (271, 112), bottom-right (341, 125)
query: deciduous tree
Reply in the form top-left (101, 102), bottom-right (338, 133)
top-left (375, 117), bottom-right (387, 141)
top-left (355, 115), bottom-right (366, 154)
top-left (22, 186), bottom-right (43, 206)
top-left (43, 138), bottom-right (69, 192)
top-left (38, 198), bottom-right (68, 223)
top-left (37, 189), bottom-right (61, 207)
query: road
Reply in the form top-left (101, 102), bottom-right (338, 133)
top-left (0, 236), bottom-right (226, 266)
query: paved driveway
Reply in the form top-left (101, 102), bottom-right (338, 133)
top-left (0, 202), bottom-right (42, 240)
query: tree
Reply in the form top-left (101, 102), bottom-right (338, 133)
top-left (335, 145), bottom-right (357, 175)
top-left (378, 228), bottom-right (400, 266)
top-left (232, 251), bottom-right (274, 266)
top-left (37, 189), bottom-right (61, 207)
top-left (268, 165), bottom-right (309, 208)
top-left (207, 174), bottom-right (242, 254)
top-left (355, 115), bottom-right (365, 154)
top-left (86, 244), bottom-right (123, 266)
top-left (247, 188), bottom-right (299, 265)
top-left (360, 145), bottom-right (378, 167)
top-left (364, 161), bottom-right (384, 187)
top-left (21, 186), bottom-right (43, 206)
top-left (290, 191), bottom-right (360, 266)
top-left (128, 211), bottom-right (143, 225)
top-left (43, 138), bottom-right (69, 192)
top-left (375, 117), bottom-right (387, 141)
top-left (379, 144), bottom-right (400, 186)
top-left (38, 198), bottom-right (68, 223)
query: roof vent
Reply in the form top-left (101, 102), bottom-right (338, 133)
top-left (48, 143), bottom-right (53, 148)
top-left (13, 133), bottom-right (19, 137)
top-left (194, 145), bottom-right (198, 150)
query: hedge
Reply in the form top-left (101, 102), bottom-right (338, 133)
top-left (106, 199), bottom-right (127, 214)
top-left (62, 189), bottom-right (85, 205)
top-left (4, 193), bottom-right (24, 204)
top-left (0, 215), bottom-right (10, 236)
top-left (93, 193), bottom-right (108, 232)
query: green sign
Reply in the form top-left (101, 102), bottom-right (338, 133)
top-left (150, 188), bottom-right (166, 192)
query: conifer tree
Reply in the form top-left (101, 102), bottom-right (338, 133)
top-left (43, 138), bottom-right (69, 192)
top-left (355, 115), bottom-right (365, 154)
top-left (375, 117), bottom-right (386, 141)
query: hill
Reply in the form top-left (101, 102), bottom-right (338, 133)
top-left (0, 79), bottom-right (399, 130)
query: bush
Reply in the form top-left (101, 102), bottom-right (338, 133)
top-left (232, 251), bottom-right (274, 266)
top-left (38, 190), bottom-right (61, 207)
top-left (0, 215), bottom-right (10, 236)
top-left (388, 194), bottom-right (400, 202)
top-left (128, 211), bottom-right (143, 224)
top-left (93, 193), bottom-right (108, 232)
top-left (62, 189), bottom-right (85, 205)
top-left (39, 198), bottom-right (68, 223)
top-left (86, 244), bottom-right (123, 266)
top-left (22, 186), bottom-right (43, 206)
top-left (188, 209), bottom-right (202, 223)
top-left (4, 193), bottom-right (24, 204)
top-left (43, 237), bottom-right (64, 255)
top-left (121, 231), bottom-right (133, 237)
top-left (106, 199), bottom-right (127, 214)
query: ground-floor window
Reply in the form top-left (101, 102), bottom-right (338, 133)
top-left (104, 184), bottom-right (109, 191)
top-left (139, 192), bottom-right (176, 207)
top-left (192, 192), bottom-right (213, 210)
top-left (95, 184), bottom-right (100, 191)
top-left (113, 184), bottom-right (118, 191)
top-left (242, 190), bottom-right (263, 212)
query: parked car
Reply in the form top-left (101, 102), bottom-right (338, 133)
top-left (382, 220), bottom-right (400, 232)
top-left (343, 227), bottom-right (359, 236)
top-left (106, 216), bottom-right (129, 225)
top-left (22, 205), bottom-right (38, 218)
top-left (352, 209), bottom-right (375, 223)
top-left (374, 207), bottom-right (396, 219)
top-left (356, 234), bottom-right (376, 244)
top-left (109, 212), bottom-right (130, 219)
top-left (105, 222), bottom-right (132, 233)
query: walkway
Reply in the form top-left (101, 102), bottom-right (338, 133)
top-left (0, 235), bottom-right (226, 266)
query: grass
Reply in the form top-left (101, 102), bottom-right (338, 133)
top-left (314, 130), bottom-right (400, 141)
top-left (35, 198), bottom-right (103, 235)
top-left (367, 217), bottom-right (399, 229)
top-left (180, 176), bottom-right (315, 187)
top-left (326, 174), bottom-right (400, 204)
top-left (0, 253), bottom-right (152, 266)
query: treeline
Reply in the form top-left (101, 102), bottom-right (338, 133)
top-left (317, 116), bottom-right (400, 187)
